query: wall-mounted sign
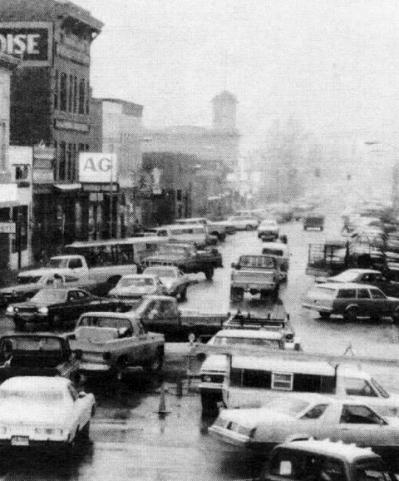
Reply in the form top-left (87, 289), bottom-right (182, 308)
top-left (0, 22), bottom-right (52, 66)
top-left (79, 153), bottom-right (118, 184)
top-left (0, 223), bottom-right (16, 234)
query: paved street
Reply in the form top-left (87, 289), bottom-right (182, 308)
top-left (0, 219), bottom-right (399, 480)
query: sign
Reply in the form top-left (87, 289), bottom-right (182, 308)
top-left (0, 223), bottom-right (16, 234)
top-left (152, 167), bottom-right (162, 195)
top-left (79, 153), bottom-right (118, 184)
top-left (0, 22), bottom-right (52, 66)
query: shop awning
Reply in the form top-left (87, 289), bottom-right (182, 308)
top-left (54, 183), bottom-right (81, 191)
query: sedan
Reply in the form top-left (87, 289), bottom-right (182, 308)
top-left (209, 394), bottom-right (399, 453)
top-left (317, 268), bottom-right (399, 297)
top-left (0, 376), bottom-right (95, 452)
top-left (5, 288), bottom-right (120, 330)
top-left (227, 216), bottom-right (259, 231)
top-left (108, 274), bottom-right (166, 303)
top-left (143, 266), bottom-right (191, 301)
top-left (257, 219), bottom-right (280, 241)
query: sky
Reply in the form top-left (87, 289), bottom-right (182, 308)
top-left (75, 0), bottom-right (399, 152)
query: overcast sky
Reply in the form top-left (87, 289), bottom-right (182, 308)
top-left (75, 0), bottom-right (399, 151)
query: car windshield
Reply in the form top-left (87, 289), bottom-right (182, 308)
top-left (212, 336), bottom-right (281, 348)
top-left (16, 275), bottom-right (42, 285)
top-left (355, 460), bottom-right (395, 481)
top-left (239, 255), bottom-right (275, 268)
top-left (144, 268), bottom-right (176, 278)
top-left (263, 398), bottom-right (311, 415)
top-left (309, 286), bottom-right (337, 298)
top-left (78, 316), bottom-right (132, 330)
top-left (31, 289), bottom-right (67, 303)
top-left (118, 278), bottom-right (155, 287)
top-left (0, 389), bottom-right (64, 403)
top-left (48, 258), bottom-right (69, 268)
top-left (332, 270), bottom-right (359, 282)
top-left (0, 336), bottom-right (63, 353)
top-left (262, 248), bottom-right (284, 256)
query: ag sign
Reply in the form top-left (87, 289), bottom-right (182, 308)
top-left (79, 153), bottom-right (118, 184)
top-left (0, 22), bottom-right (52, 66)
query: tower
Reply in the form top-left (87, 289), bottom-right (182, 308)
top-left (212, 90), bottom-right (237, 131)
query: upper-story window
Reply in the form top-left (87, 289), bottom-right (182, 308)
top-left (54, 70), bottom-right (59, 110)
top-left (68, 74), bottom-right (73, 112)
top-left (79, 79), bottom-right (85, 114)
top-left (85, 81), bottom-right (90, 114)
top-left (60, 73), bottom-right (67, 112)
top-left (73, 76), bottom-right (78, 113)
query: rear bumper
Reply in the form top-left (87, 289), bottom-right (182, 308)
top-left (0, 438), bottom-right (69, 450)
top-left (231, 282), bottom-right (277, 292)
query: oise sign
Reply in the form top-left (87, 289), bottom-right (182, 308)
top-left (0, 22), bottom-right (52, 66)
top-left (79, 153), bottom-right (118, 184)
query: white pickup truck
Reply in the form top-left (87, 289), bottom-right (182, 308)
top-left (19, 255), bottom-right (138, 294)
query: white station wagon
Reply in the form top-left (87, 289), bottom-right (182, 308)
top-left (0, 376), bottom-right (95, 452)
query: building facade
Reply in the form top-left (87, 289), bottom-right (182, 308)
top-left (0, 0), bottom-right (103, 259)
top-left (89, 98), bottom-right (144, 238)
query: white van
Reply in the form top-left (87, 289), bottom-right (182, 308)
top-left (150, 224), bottom-right (214, 247)
top-left (223, 355), bottom-right (399, 417)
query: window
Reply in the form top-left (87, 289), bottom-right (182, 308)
top-left (69, 258), bottom-right (83, 269)
top-left (242, 369), bottom-right (271, 388)
top-left (60, 73), bottom-right (67, 111)
top-left (300, 404), bottom-right (328, 419)
top-left (11, 206), bottom-right (28, 253)
top-left (272, 372), bottom-right (293, 391)
top-left (340, 404), bottom-right (383, 424)
top-left (85, 81), bottom-right (90, 114)
top-left (54, 70), bottom-right (59, 110)
top-left (79, 79), bottom-right (85, 114)
top-left (68, 74), bottom-right (73, 112)
top-left (68, 291), bottom-right (79, 301)
top-left (357, 288), bottom-right (371, 299)
top-left (370, 289), bottom-right (386, 299)
top-left (293, 374), bottom-right (336, 394)
top-left (344, 377), bottom-right (378, 397)
top-left (76, 290), bottom-right (89, 299)
top-left (355, 460), bottom-right (394, 481)
top-left (73, 76), bottom-right (78, 113)
top-left (58, 142), bottom-right (66, 181)
top-left (337, 289), bottom-right (356, 299)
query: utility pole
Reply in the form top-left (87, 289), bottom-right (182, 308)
top-left (109, 159), bottom-right (113, 239)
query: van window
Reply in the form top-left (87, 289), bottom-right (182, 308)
top-left (231, 368), bottom-right (271, 388)
top-left (344, 378), bottom-right (378, 397)
top-left (369, 289), bottom-right (386, 300)
top-left (300, 404), bottom-right (328, 419)
top-left (293, 374), bottom-right (336, 394)
top-left (337, 289), bottom-right (356, 299)
top-left (357, 289), bottom-right (371, 299)
top-left (272, 372), bottom-right (293, 391)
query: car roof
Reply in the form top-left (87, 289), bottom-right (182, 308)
top-left (318, 282), bottom-right (379, 289)
top-left (336, 268), bottom-right (380, 275)
top-left (79, 311), bottom-right (136, 320)
top-left (1, 376), bottom-right (70, 391)
top-left (276, 439), bottom-right (377, 462)
top-left (144, 265), bottom-right (177, 271)
top-left (121, 274), bottom-right (158, 279)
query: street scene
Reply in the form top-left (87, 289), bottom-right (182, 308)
top-left (1, 0), bottom-right (399, 480)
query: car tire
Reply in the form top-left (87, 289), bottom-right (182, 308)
top-left (345, 306), bottom-right (358, 322)
top-left (392, 307), bottom-right (399, 323)
top-left (204, 267), bottom-right (214, 281)
top-left (319, 311), bottom-right (330, 320)
top-left (145, 349), bottom-right (164, 373)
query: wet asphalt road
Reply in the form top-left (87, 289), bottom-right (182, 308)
top-left (1, 216), bottom-right (399, 480)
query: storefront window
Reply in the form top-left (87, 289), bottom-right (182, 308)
top-left (60, 73), bottom-right (67, 111)
top-left (79, 79), bottom-right (85, 114)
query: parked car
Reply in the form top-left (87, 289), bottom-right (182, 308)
top-left (175, 217), bottom-right (227, 241)
top-left (302, 282), bottom-right (399, 322)
top-left (317, 268), bottom-right (399, 297)
top-left (226, 216), bottom-right (259, 231)
top-left (209, 394), bottom-right (399, 453)
top-left (108, 274), bottom-right (166, 305)
top-left (142, 266), bottom-right (191, 301)
top-left (0, 272), bottom-right (100, 307)
top-left (0, 376), bottom-right (95, 451)
top-left (230, 254), bottom-right (280, 301)
top-left (5, 288), bottom-right (120, 331)
top-left (67, 311), bottom-right (165, 378)
top-left (147, 224), bottom-right (217, 247)
top-left (0, 334), bottom-right (81, 382)
top-left (257, 219), bottom-right (280, 241)
top-left (261, 242), bottom-right (290, 281)
top-left (259, 439), bottom-right (397, 481)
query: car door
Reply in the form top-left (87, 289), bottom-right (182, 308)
top-left (369, 288), bottom-right (390, 316)
top-left (332, 404), bottom-right (388, 447)
top-left (356, 288), bottom-right (373, 316)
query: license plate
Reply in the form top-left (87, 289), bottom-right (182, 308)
top-left (11, 436), bottom-right (29, 446)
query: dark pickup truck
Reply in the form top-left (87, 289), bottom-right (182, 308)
top-left (141, 242), bottom-right (222, 280)
top-left (128, 295), bottom-right (227, 341)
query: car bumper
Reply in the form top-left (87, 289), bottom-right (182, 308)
top-left (79, 361), bottom-right (112, 374)
top-left (232, 283), bottom-right (277, 291)
top-left (208, 426), bottom-right (251, 448)
top-left (302, 302), bottom-right (332, 312)
top-left (0, 436), bottom-right (69, 449)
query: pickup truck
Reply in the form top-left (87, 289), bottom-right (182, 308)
top-left (0, 272), bottom-right (99, 307)
top-left (175, 217), bottom-right (227, 241)
top-left (19, 255), bottom-right (138, 294)
top-left (142, 242), bottom-right (223, 280)
top-left (230, 254), bottom-right (280, 302)
top-left (127, 295), bottom-right (227, 341)
top-left (66, 311), bottom-right (165, 379)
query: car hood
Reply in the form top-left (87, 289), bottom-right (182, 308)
top-left (200, 354), bottom-right (228, 373)
top-left (218, 407), bottom-right (293, 429)
top-left (112, 286), bottom-right (155, 295)
top-left (0, 400), bottom-right (71, 426)
top-left (0, 284), bottom-right (38, 294)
